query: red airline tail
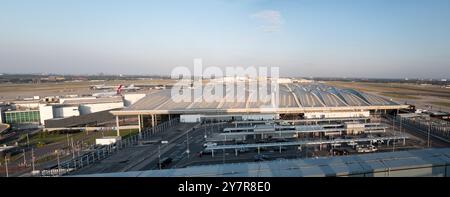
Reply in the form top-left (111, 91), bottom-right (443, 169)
top-left (116, 84), bottom-right (124, 94)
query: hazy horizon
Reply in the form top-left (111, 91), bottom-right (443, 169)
top-left (1, 0), bottom-right (449, 79)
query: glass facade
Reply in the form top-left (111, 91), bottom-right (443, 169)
top-left (4, 110), bottom-right (40, 124)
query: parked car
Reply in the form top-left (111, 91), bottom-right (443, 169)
top-left (374, 140), bottom-right (384, 145)
top-left (347, 142), bottom-right (358, 147)
top-left (203, 142), bottom-right (217, 148)
top-left (356, 145), bottom-right (377, 153)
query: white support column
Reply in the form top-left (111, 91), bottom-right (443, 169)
top-left (151, 114), bottom-right (155, 128)
top-left (138, 114), bottom-right (142, 139)
top-left (116, 116), bottom-right (120, 137)
top-left (138, 115), bottom-right (142, 132)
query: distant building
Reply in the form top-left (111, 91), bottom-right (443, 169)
top-left (293, 78), bottom-right (314, 83)
top-left (40, 76), bottom-right (65, 82)
top-left (0, 104), bottom-right (13, 124)
top-left (0, 96), bottom-right (126, 128)
top-left (4, 110), bottom-right (41, 125)
top-left (276, 78), bottom-right (293, 84)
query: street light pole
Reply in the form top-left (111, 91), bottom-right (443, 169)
top-left (392, 115), bottom-right (396, 152)
top-left (158, 145), bottom-right (161, 170)
top-left (23, 149), bottom-right (26, 166)
top-left (67, 133), bottom-right (70, 147)
top-left (158, 141), bottom-right (168, 170)
top-left (428, 120), bottom-right (431, 148)
top-left (55, 150), bottom-right (60, 175)
top-left (71, 138), bottom-right (75, 159)
top-left (31, 148), bottom-right (35, 172)
top-left (5, 156), bottom-right (9, 177)
top-left (186, 130), bottom-right (190, 159)
top-left (26, 133), bottom-right (30, 148)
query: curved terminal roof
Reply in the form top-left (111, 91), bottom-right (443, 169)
top-left (112, 82), bottom-right (407, 115)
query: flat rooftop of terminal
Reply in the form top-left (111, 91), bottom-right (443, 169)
top-left (112, 82), bottom-right (408, 115)
top-left (61, 97), bottom-right (123, 105)
top-left (78, 148), bottom-right (450, 177)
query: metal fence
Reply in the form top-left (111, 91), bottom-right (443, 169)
top-left (385, 114), bottom-right (450, 143)
top-left (38, 118), bottom-right (180, 177)
top-left (399, 116), bottom-right (450, 142)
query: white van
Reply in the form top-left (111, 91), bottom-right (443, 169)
top-left (203, 142), bottom-right (218, 148)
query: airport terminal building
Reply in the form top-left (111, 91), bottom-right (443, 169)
top-left (110, 81), bottom-right (409, 133)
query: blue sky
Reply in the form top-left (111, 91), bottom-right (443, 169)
top-left (0, 0), bottom-right (449, 78)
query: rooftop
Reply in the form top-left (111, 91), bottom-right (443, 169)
top-left (61, 97), bottom-right (123, 105)
top-left (112, 83), bottom-right (408, 115)
top-left (78, 148), bottom-right (450, 177)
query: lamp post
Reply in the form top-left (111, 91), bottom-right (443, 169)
top-left (186, 130), bottom-right (190, 159)
top-left (31, 148), bottom-right (35, 172)
top-left (158, 145), bottom-right (161, 170)
top-left (26, 133), bottom-right (30, 148)
top-left (392, 115), bottom-right (396, 152)
top-left (66, 133), bottom-right (70, 147)
top-left (55, 150), bottom-right (60, 175)
top-left (428, 120), bottom-right (431, 148)
top-left (4, 156), bottom-right (9, 177)
top-left (23, 149), bottom-right (26, 166)
top-left (71, 138), bottom-right (75, 159)
top-left (158, 140), bottom-right (168, 170)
